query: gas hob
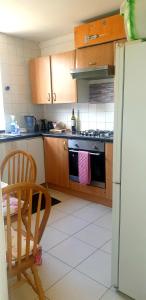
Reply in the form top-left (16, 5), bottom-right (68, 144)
top-left (79, 129), bottom-right (113, 138)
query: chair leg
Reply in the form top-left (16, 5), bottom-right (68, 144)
top-left (31, 265), bottom-right (45, 300)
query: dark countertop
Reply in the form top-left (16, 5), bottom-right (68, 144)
top-left (43, 132), bottom-right (113, 143)
top-left (0, 132), bottom-right (42, 143)
top-left (0, 131), bottom-right (113, 143)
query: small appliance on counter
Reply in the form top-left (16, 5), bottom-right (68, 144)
top-left (24, 115), bottom-right (37, 133)
top-left (40, 119), bottom-right (47, 131)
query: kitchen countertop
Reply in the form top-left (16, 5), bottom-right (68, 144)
top-left (0, 131), bottom-right (113, 143)
top-left (43, 132), bottom-right (113, 143)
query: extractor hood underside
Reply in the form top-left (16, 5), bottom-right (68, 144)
top-left (70, 65), bottom-right (115, 80)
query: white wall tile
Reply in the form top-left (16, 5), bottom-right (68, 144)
top-left (0, 33), bottom-right (42, 130)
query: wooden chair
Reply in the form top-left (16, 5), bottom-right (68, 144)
top-left (3, 182), bottom-right (51, 300)
top-left (0, 150), bottom-right (37, 185)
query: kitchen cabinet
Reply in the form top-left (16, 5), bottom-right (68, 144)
top-left (74, 14), bottom-right (126, 49)
top-left (51, 50), bottom-right (77, 103)
top-left (0, 137), bottom-right (45, 184)
top-left (30, 50), bottom-right (76, 104)
top-left (44, 137), bottom-right (69, 187)
top-left (30, 56), bottom-right (52, 104)
top-left (26, 138), bottom-right (45, 184)
top-left (76, 42), bottom-right (114, 69)
top-left (105, 143), bottom-right (113, 201)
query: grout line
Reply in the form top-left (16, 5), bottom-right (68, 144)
top-left (45, 250), bottom-right (111, 291)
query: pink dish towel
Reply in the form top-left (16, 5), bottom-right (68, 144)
top-left (78, 151), bottom-right (91, 185)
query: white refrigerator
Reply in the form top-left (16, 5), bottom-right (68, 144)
top-left (112, 41), bottom-right (146, 300)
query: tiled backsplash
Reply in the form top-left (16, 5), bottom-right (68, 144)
top-left (43, 103), bottom-right (114, 131)
top-left (0, 33), bottom-right (44, 130)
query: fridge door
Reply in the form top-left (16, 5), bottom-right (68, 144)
top-left (112, 182), bottom-right (121, 287)
top-left (119, 41), bottom-right (146, 300)
top-left (113, 42), bottom-right (125, 184)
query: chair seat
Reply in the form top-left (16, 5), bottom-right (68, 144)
top-left (5, 227), bottom-right (34, 262)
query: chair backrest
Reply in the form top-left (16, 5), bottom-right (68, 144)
top-left (0, 150), bottom-right (37, 185)
top-left (3, 183), bottom-right (51, 273)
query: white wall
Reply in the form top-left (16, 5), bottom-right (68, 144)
top-left (40, 33), bottom-right (74, 55)
top-left (0, 33), bottom-right (44, 131)
top-left (40, 33), bottom-right (114, 131)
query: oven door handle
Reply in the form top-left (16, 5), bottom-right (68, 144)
top-left (69, 149), bottom-right (101, 156)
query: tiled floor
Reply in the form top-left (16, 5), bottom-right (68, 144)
top-left (9, 189), bottom-right (131, 300)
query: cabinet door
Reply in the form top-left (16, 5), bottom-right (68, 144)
top-left (74, 14), bottom-right (126, 48)
top-left (44, 137), bottom-right (69, 187)
top-left (76, 42), bottom-right (114, 69)
top-left (105, 143), bottom-right (113, 201)
top-left (29, 57), bottom-right (52, 104)
top-left (51, 51), bottom-right (77, 103)
top-left (26, 138), bottom-right (45, 184)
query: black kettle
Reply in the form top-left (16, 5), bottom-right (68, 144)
top-left (40, 119), bottom-right (47, 131)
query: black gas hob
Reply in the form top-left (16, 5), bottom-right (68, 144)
top-left (79, 129), bottom-right (113, 138)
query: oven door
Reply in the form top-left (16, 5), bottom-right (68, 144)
top-left (69, 149), bottom-right (105, 188)
top-left (69, 150), bottom-right (79, 182)
top-left (90, 152), bottom-right (105, 188)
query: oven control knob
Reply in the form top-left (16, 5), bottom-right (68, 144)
top-left (75, 144), bottom-right (79, 148)
top-left (94, 145), bottom-right (98, 150)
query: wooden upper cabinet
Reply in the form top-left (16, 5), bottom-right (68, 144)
top-left (29, 57), bottom-right (52, 104)
top-left (76, 42), bottom-right (114, 69)
top-left (44, 137), bottom-right (69, 187)
top-left (74, 14), bottom-right (126, 49)
top-left (51, 50), bottom-right (77, 103)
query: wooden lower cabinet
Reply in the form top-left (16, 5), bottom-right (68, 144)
top-left (44, 138), bottom-right (113, 207)
top-left (44, 137), bottom-right (69, 188)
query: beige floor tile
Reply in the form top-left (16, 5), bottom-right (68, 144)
top-left (9, 282), bottom-right (38, 300)
top-left (51, 215), bottom-right (89, 235)
top-left (41, 226), bottom-right (69, 251)
top-left (94, 212), bottom-right (112, 231)
top-left (73, 203), bottom-right (110, 223)
top-left (77, 250), bottom-right (111, 288)
top-left (46, 269), bottom-right (107, 300)
top-left (74, 224), bottom-right (112, 248)
top-left (101, 240), bottom-right (112, 254)
top-left (56, 197), bottom-right (90, 214)
top-left (37, 252), bottom-right (71, 291)
top-left (100, 288), bottom-right (131, 299)
top-left (47, 206), bottom-right (67, 225)
top-left (49, 236), bottom-right (95, 267)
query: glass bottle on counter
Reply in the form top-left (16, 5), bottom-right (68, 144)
top-left (71, 108), bottom-right (76, 134)
top-left (76, 109), bottom-right (81, 133)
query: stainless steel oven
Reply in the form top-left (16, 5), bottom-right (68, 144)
top-left (68, 139), bottom-right (105, 188)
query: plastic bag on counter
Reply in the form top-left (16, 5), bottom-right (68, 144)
top-left (120, 0), bottom-right (146, 40)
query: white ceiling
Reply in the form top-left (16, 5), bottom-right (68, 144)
top-left (0, 0), bottom-right (123, 42)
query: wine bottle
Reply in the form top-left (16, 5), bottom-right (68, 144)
top-left (71, 108), bottom-right (76, 134)
top-left (76, 110), bottom-right (81, 133)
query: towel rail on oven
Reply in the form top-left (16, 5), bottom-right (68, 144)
top-left (69, 149), bottom-right (100, 156)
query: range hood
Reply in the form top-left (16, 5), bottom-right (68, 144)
top-left (70, 65), bottom-right (115, 80)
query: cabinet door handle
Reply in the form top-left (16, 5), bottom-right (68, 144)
top-left (48, 93), bottom-right (51, 102)
top-left (53, 92), bottom-right (56, 102)
top-left (63, 141), bottom-right (68, 151)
